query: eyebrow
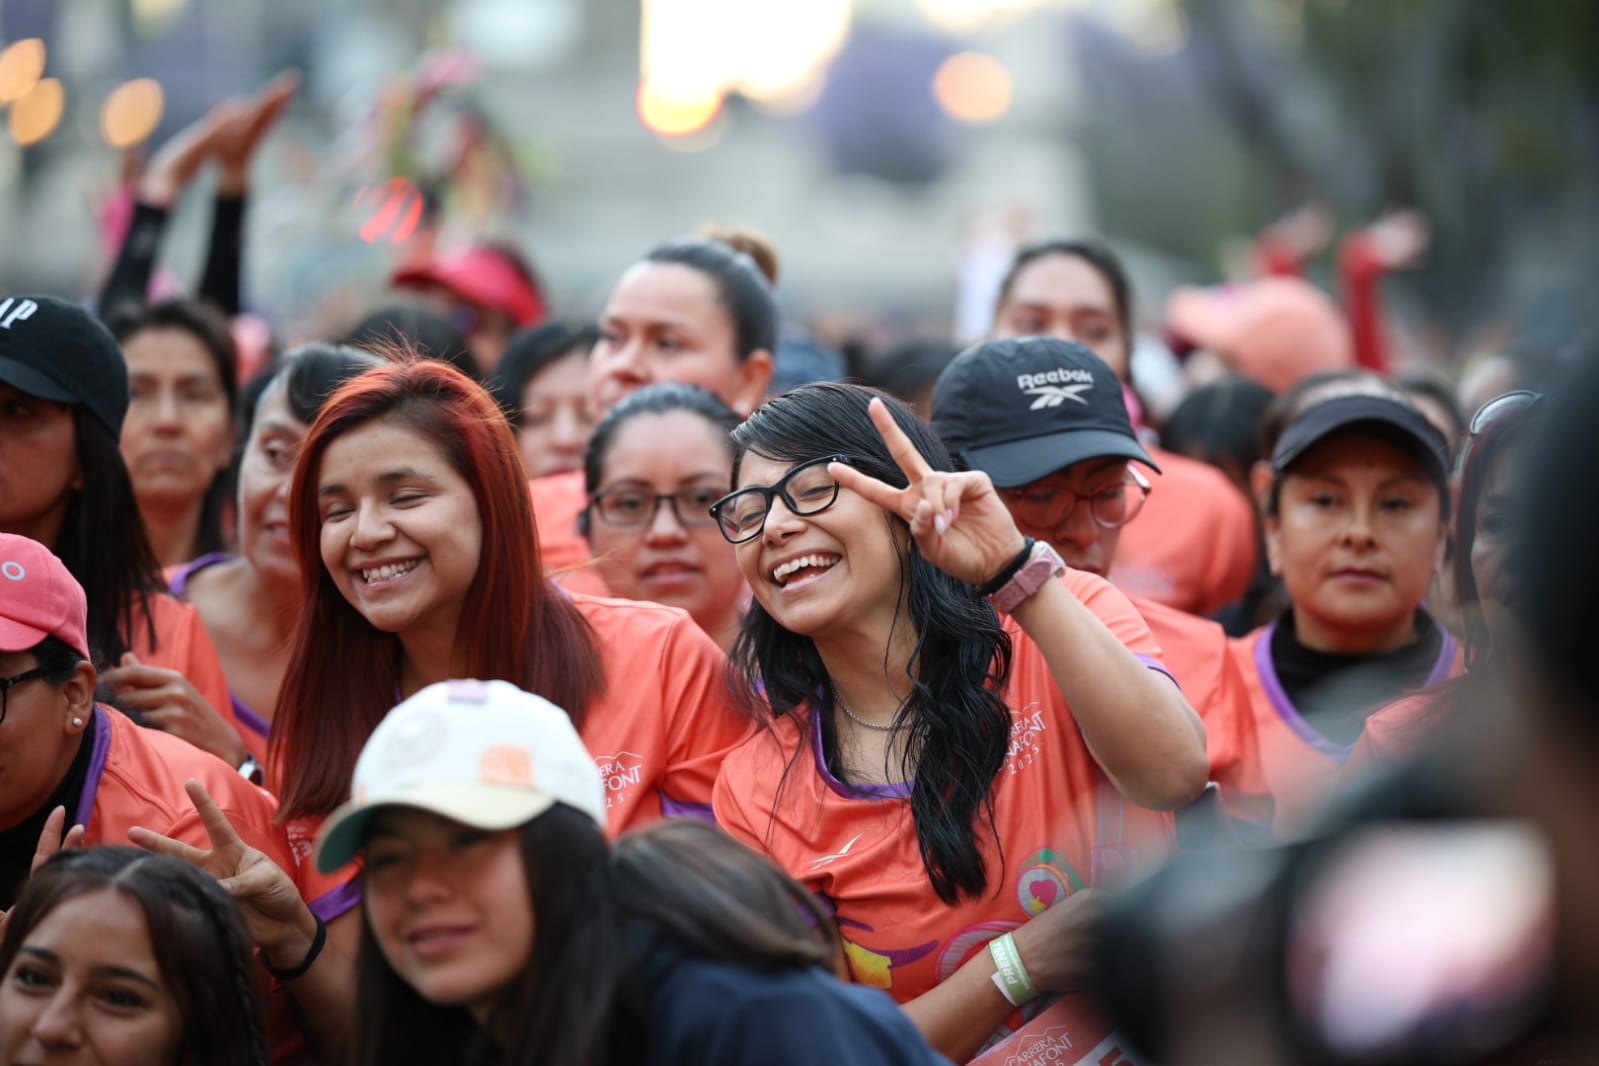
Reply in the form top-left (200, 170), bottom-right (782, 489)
top-left (18, 948), bottom-right (161, 991)
top-left (319, 467), bottom-right (437, 497)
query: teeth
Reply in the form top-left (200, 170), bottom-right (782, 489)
top-left (772, 554), bottom-right (838, 585)
top-left (362, 560), bottom-right (422, 583)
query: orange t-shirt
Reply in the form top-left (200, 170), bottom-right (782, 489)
top-left (163, 555), bottom-right (273, 764)
top-left (529, 469), bottom-right (612, 596)
top-left (713, 569), bottom-right (1174, 1043)
top-left (1231, 621), bottom-right (1460, 837)
top-left (78, 704), bottom-right (293, 871)
top-left (1110, 447), bottom-right (1257, 617)
top-left (1343, 686), bottom-right (1454, 778)
top-left (1130, 594), bottom-right (1271, 825)
top-left (289, 592), bottom-right (750, 920)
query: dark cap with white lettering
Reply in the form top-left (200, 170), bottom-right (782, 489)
top-left (931, 336), bottom-right (1157, 488)
top-left (0, 294), bottom-right (129, 439)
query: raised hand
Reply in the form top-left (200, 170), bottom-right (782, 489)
top-left (130, 780), bottom-right (315, 964)
top-left (102, 652), bottom-right (249, 767)
top-left (0, 807), bottom-right (86, 937)
top-left (828, 397), bottom-right (1027, 588)
top-left (213, 71), bottom-right (300, 194)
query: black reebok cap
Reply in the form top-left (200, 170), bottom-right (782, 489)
top-left (1272, 392), bottom-right (1449, 490)
top-left (0, 294), bottom-right (130, 439)
top-left (930, 336), bottom-right (1157, 488)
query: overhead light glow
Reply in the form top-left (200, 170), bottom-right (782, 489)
top-left (101, 79), bottom-right (165, 147)
top-left (0, 39), bottom-right (46, 104)
top-left (637, 79), bottom-right (724, 138)
top-left (9, 77), bottom-right (64, 146)
top-left (932, 51), bottom-right (1013, 124)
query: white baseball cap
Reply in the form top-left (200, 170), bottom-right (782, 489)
top-left (314, 679), bottom-right (605, 873)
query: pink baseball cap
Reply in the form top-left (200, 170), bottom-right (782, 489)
top-left (0, 533), bottom-right (89, 659)
top-left (391, 245), bottom-right (546, 327)
top-left (1166, 276), bottom-right (1354, 394)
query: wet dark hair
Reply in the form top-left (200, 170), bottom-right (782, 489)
top-left (582, 382), bottom-right (740, 497)
top-left (106, 297), bottom-right (242, 561)
top-left (347, 304), bottom-right (478, 382)
top-left (0, 847), bottom-right (266, 1066)
top-left (1162, 376), bottom-right (1276, 478)
top-left (641, 240), bottom-right (778, 361)
top-left (489, 320), bottom-right (600, 424)
top-left (727, 382), bottom-right (1013, 905)
top-left (353, 809), bottom-right (835, 1066)
top-left (995, 238), bottom-right (1133, 345)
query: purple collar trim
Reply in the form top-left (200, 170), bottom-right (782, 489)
top-left (73, 708), bottom-right (113, 831)
top-left (231, 694), bottom-right (272, 739)
top-left (165, 552), bottom-right (232, 597)
top-left (809, 710), bottom-right (913, 800)
top-left (1255, 619), bottom-right (1459, 764)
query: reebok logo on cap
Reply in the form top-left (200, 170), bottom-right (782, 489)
top-left (1018, 367), bottom-right (1094, 409)
top-left (0, 297), bottom-right (39, 330)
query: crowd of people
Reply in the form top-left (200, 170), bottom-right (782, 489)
top-left (0, 75), bottom-right (1592, 1066)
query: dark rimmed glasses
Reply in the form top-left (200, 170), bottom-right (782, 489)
top-left (0, 666), bottom-right (46, 724)
top-left (589, 484), bottom-right (727, 530)
top-left (710, 454), bottom-right (849, 544)
top-left (999, 466), bottom-right (1152, 530)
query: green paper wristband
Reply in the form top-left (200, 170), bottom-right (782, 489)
top-left (987, 931), bottom-right (1038, 1007)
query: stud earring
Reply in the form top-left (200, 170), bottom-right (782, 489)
top-left (71, 716), bottom-right (83, 727)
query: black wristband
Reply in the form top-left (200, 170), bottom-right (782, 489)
top-left (979, 537), bottom-right (1036, 597)
top-left (261, 914), bottom-right (326, 981)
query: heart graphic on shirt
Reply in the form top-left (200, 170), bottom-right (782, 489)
top-left (1028, 880), bottom-right (1058, 907)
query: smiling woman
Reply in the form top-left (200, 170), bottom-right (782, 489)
top-left (0, 847), bottom-right (265, 1066)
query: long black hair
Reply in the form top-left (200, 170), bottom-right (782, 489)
top-left (353, 809), bottom-right (835, 1066)
top-left (0, 847), bottom-right (266, 1066)
top-left (49, 408), bottom-right (165, 665)
top-left (728, 382), bottom-right (1014, 904)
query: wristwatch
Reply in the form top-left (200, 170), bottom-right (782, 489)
top-left (237, 754), bottom-right (265, 786)
top-left (989, 540), bottom-right (1067, 614)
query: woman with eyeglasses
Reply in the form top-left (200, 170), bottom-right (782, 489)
top-left (1346, 390), bottom-right (1538, 773)
top-left (581, 383), bottom-right (746, 651)
top-left (1230, 383), bottom-right (1459, 837)
top-left (711, 382), bottom-right (1207, 1062)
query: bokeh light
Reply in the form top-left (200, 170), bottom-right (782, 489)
top-left (733, 0), bottom-right (853, 105)
top-left (101, 79), bottom-right (165, 148)
top-left (637, 80), bottom-right (724, 138)
top-left (354, 178), bottom-right (425, 244)
top-left (932, 51), bottom-right (1013, 124)
top-left (9, 77), bottom-right (64, 146)
top-left (0, 39), bottom-right (46, 104)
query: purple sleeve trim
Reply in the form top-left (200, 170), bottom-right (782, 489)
top-left (1427, 630), bottom-right (1459, 687)
top-left (73, 708), bottom-right (114, 830)
top-left (166, 552), bottom-right (233, 597)
top-left (1254, 621), bottom-right (1355, 762)
top-left (810, 710), bottom-right (913, 800)
top-left (659, 796), bottom-right (716, 822)
top-left (307, 878), bottom-right (363, 923)
top-left (1135, 653), bottom-right (1179, 688)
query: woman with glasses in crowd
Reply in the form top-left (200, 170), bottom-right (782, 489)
top-left (711, 382), bottom-right (1206, 1061)
top-left (581, 383), bottom-right (746, 650)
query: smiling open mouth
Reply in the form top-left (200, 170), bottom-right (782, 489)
top-left (361, 559), bottom-right (422, 583)
top-left (771, 554), bottom-right (840, 587)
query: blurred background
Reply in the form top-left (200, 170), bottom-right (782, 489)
top-left (0, 0), bottom-right (1594, 361)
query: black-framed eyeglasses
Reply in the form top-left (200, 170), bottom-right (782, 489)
top-left (588, 484), bottom-right (727, 530)
top-left (999, 466), bottom-right (1152, 530)
top-left (710, 454), bottom-right (849, 544)
top-left (0, 666), bottom-right (46, 724)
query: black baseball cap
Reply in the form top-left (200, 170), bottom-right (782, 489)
top-left (930, 336), bottom-right (1157, 488)
top-left (1272, 392), bottom-right (1449, 490)
top-left (0, 294), bottom-right (129, 439)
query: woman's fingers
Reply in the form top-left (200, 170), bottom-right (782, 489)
top-left (128, 825), bottom-right (211, 867)
top-left (182, 779), bottom-right (247, 853)
top-left (866, 398), bottom-right (933, 484)
top-left (830, 462), bottom-right (908, 518)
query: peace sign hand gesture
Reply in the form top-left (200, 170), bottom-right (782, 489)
top-left (830, 398), bottom-right (1028, 588)
top-left (130, 780), bottom-right (315, 964)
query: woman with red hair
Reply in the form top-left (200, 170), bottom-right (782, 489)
top-left (266, 359), bottom-right (748, 1010)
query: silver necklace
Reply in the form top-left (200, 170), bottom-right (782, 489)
top-left (835, 696), bottom-right (902, 733)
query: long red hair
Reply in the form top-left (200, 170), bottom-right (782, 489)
top-left (271, 358), bottom-right (604, 821)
